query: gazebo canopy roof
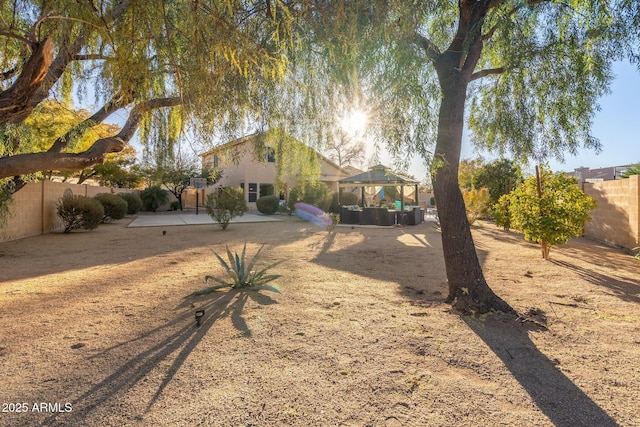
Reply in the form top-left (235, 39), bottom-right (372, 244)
top-left (338, 164), bottom-right (418, 186)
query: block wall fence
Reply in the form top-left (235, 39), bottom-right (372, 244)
top-left (0, 181), bottom-right (132, 242)
top-left (582, 175), bottom-right (639, 253)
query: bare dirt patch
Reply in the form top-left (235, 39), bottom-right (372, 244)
top-left (0, 216), bottom-right (638, 426)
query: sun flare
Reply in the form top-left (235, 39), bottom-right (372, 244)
top-left (340, 109), bottom-right (368, 136)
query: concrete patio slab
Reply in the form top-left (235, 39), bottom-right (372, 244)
top-left (127, 212), bottom-right (280, 228)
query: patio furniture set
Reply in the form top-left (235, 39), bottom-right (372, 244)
top-left (340, 205), bottom-right (425, 226)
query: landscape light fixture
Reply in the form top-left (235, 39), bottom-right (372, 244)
top-left (195, 309), bottom-right (205, 327)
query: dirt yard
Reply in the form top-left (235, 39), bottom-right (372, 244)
top-left (0, 215), bottom-right (638, 426)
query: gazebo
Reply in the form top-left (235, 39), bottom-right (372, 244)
top-left (338, 164), bottom-right (422, 226)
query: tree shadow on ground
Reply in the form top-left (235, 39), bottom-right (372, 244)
top-left (39, 289), bottom-right (277, 426)
top-left (463, 313), bottom-right (619, 427)
top-left (322, 222), bottom-right (621, 425)
top-left (560, 238), bottom-right (638, 272)
top-left (310, 223), bottom-right (496, 308)
top-left (0, 219), bottom-right (293, 282)
top-left (308, 229), bottom-right (337, 256)
top-left (311, 223), bottom-right (453, 299)
top-left (550, 259), bottom-right (640, 304)
top-left (472, 221), bottom-right (639, 304)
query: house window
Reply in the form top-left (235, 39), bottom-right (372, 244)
top-left (260, 184), bottom-right (274, 197)
top-left (266, 146), bottom-right (276, 163)
top-left (213, 154), bottom-right (219, 168)
top-left (248, 183), bottom-right (258, 202)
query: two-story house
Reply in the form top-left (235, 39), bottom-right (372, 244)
top-left (566, 165), bottom-right (634, 182)
top-left (200, 131), bottom-right (354, 208)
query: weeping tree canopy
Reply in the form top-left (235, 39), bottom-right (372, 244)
top-left (2, 0), bottom-right (638, 180)
top-left (281, 1), bottom-right (638, 164)
top-left (0, 0), bottom-right (295, 182)
top-left (252, 128), bottom-right (322, 188)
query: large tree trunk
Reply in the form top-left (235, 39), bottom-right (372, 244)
top-left (0, 39), bottom-right (53, 126)
top-left (433, 70), bottom-right (514, 315)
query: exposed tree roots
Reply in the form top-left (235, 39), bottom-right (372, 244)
top-left (447, 290), bottom-right (516, 316)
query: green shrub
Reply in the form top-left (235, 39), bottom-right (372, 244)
top-left (205, 186), bottom-right (247, 230)
top-left (287, 186), bottom-right (301, 212)
top-left (326, 212), bottom-right (340, 233)
top-left (504, 166), bottom-right (596, 259)
top-left (57, 195), bottom-right (104, 233)
top-left (328, 191), bottom-right (359, 213)
top-left (303, 181), bottom-right (330, 206)
top-left (0, 179), bottom-right (14, 229)
top-left (278, 203), bottom-right (292, 215)
top-left (287, 181), bottom-right (330, 213)
top-left (493, 194), bottom-right (512, 231)
top-left (318, 193), bottom-right (332, 212)
top-left (118, 192), bottom-right (143, 214)
top-left (188, 242), bottom-right (283, 296)
top-left (473, 158), bottom-right (523, 208)
top-left (461, 187), bottom-right (490, 225)
top-left (256, 195), bottom-right (280, 214)
top-left (170, 201), bottom-right (180, 211)
top-left (140, 185), bottom-right (170, 211)
top-left (94, 193), bottom-right (128, 221)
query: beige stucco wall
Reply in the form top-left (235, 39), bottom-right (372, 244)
top-left (203, 146), bottom-right (277, 208)
top-left (583, 175), bottom-right (639, 251)
top-left (320, 161), bottom-right (346, 192)
top-left (1, 182), bottom-right (133, 242)
top-left (202, 140), bottom-right (349, 208)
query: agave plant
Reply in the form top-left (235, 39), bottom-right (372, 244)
top-left (190, 242), bottom-right (283, 296)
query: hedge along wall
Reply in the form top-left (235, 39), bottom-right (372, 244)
top-left (583, 174), bottom-right (639, 252)
top-left (0, 181), bottom-right (133, 242)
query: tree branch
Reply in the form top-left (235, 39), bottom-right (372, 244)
top-left (0, 39), bottom-right (54, 125)
top-left (411, 32), bottom-right (441, 61)
top-left (116, 97), bottom-right (182, 143)
top-left (48, 94), bottom-right (133, 153)
top-left (0, 28), bottom-right (37, 47)
top-left (74, 54), bottom-right (112, 61)
top-left (470, 67), bottom-right (505, 81)
top-left (482, 21), bottom-right (500, 42)
top-left (483, 2), bottom-right (526, 42)
top-left (0, 149), bottom-right (123, 178)
top-left (460, 2), bottom-right (489, 77)
top-left (1, 66), bottom-right (19, 81)
top-left (0, 97), bottom-right (182, 179)
top-left (1, 1), bottom-right (132, 125)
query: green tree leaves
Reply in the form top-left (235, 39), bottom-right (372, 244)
top-left (0, 1), bottom-right (294, 180)
top-left (498, 165), bottom-right (596, 259)
top-left (620, 164), bottom-right (640, 178)
top-left (205, 186), bottom-right (248, 231)
top-left (474, 158), bottom-right (523, 208)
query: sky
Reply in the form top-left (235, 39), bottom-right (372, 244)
top-left (381, 60), bottom-right (640, 180)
